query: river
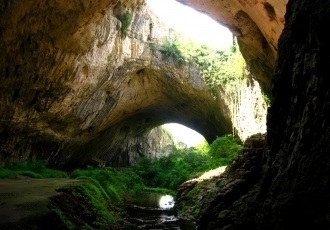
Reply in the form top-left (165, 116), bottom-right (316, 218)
top-left (124, 192), bottom-right (195, 229)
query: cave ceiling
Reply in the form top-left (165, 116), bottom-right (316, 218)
top-left (0, 0), bottom-right (284, 166)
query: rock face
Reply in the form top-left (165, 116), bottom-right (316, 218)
top-left (0, 0), bottom-right (268, 168)
top-left (6, 0), bottom-right (330, 227)
top-left (1, 0), bottom-right (329, 228)
top-left (178, 0), bottom-right (288, 93)
top-left (176, 0), bottom-right (330, 229)
top-left (217, 78), bottom-right (267, 142)
top-left (0, 0), bottom-right (235, 167)
top-left (175, 133), bottom-right (265, 225)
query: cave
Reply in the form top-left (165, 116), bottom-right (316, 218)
top-left (0, 0), bottom-right (330, 229)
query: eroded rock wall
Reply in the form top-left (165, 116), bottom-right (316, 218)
top-left (176, 0), bottom-right (330, 229)
top-left (178, 0), bottom-right (288, 93)
top-left (0, 0), bottom-right (234, 167)
top-left (217, 78), bottom-right (267, 142)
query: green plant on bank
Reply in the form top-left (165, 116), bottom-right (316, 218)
top-left (158, 40), bottom-right (185, 65)
top-left (0, 160), bottom-right (67, 178)
top-left (73, 177), bottom-right (116, 228)
top-left (118, 11), bottom-right (132, 38)
top-left (70, 167), bottom-right (145, 202)
top-left (0, 134), bottom-right (242, 228)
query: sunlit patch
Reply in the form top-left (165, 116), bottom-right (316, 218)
top-left (162, 123), bottom-right (205, 147)
top-left (197, 166), bottom-right (227, 181)
top-left (158, 195), bottom-right (175, 209)
top-left (187, 166), bottom-right (227, 183)
top-left (147, 0), bottom-right (232, 50)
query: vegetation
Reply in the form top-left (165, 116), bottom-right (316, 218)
top-left (155, 38), bottom-right (246, 98)
top-left (158, 40), bottom-right (185, 65)
top-left (132, 135), bottom-right (242, 191)
top-left (70, 167), bottom-right (145, 202)
top-left (0, 134), bottom-right (242, 228)
top-left (0, 160), bottom-right (67, 178)
top-left (118, 11), bottom-right (132, 38)
top-left (177, 38), bottom-right (246, 97)
top-left (0, 135), bottom-right (242, 193)
top-left (262, 91), bottom-right (271, 106)
top-left (209, 134), bottom-right (243, 160)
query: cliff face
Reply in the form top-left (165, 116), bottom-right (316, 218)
top-left (0, 0), bottom-right (269, 168)
top-left (176, 0), bottom-right (330, 229)
top-left (178, 0), bottom-right (287, 93)
top-left (0, 0), bottom-right (235, 168)
top-left (2, 0), bottom-right (329, 228)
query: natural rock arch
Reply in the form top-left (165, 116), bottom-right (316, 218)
top-left (0, 0), bottom-right (266, 167)
top-left (2, 0), bottom-right (330, 228)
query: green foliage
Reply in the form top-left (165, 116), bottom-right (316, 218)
top-left (209, 134), bottom-right (243, 161)
top-left (53, 209), bottom-right (75, 230)
top-left (176, 38), bottom-right (246, 98)
top-left (128, 134), bottom-right (243, 191)
top-left (70, 167), bottom-right (145, 203)
top-left (262, 91), bottom-right (271, 106)
top-left (132, 137), bottom-right (241, 191)
top-left (118, 11), bottom-right (132, 38)
top-left (142, 187), bottom-right (175, 196)
top-left (0, 160), bottom-right (67, 178)
top-left (158, 41), bottom-right (185, 65)
top-left (68, 168), bottom-right (147, 228)
top-left (74, 177), bottom-right (116, 227)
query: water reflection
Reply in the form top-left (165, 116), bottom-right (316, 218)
top-left (159, 195), bottom-right (174, 209)
top-left (125, 192), bottom-right (195, 229)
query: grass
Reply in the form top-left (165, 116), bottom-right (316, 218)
top-left (73, 177), bottom-right (116, 227)
top-left (0, 161), bottom-right (67, 178)
top-left (0, 134), bottom-right (242, 228)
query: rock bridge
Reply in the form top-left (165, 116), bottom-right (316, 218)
top-left (0, 0), bottom-right (268, 167)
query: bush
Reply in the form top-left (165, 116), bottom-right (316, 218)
top-left (159, 41), bottom-right (185, 65)
top-left (118, 11), bottom-right (132, 38)
top-left (209, 135), bottom-right (243, 161)
top-left (70, 167), bottom-right (145, 203)
top-left (132, 142), bottom-right (234, 191)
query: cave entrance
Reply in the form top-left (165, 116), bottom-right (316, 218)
top-left (162, 123), bottom-right (206, 148)
top-left (146, 0), bottom-right (233, 50)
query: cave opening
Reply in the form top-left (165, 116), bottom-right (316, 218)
top-left (162, 122), bottom-right (206, 148)
top-left (146, 0), bottom-right (233, 50)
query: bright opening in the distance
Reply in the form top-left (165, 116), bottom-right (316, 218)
top-left (147, 0), bottom-right (233, 50)
top-left (148, 0), bottom-right (232, 146)
top-left (163, 123), bottom-right (205, 147)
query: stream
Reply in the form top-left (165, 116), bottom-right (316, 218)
top-left (124, 192), bottom-right (196, 229)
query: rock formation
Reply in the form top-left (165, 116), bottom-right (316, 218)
top-left (4, 0), bottom-right (329, 227)
top-left (178, 0), bottom-right (288, 93)
top-left (176, 0), bottom-right (330, 229)
top-left (0, 0), bottom-right (232, 168)
top-left (0, 0), bottom-right (267, 168)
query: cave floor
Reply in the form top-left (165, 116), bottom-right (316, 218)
top-left (0, 178), bottom-right (83, 224)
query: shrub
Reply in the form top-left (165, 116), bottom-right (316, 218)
top-left (159, 41), bottom-right (185, 65)
top-left (119, 11), bottom-right (132, 38)
top-left (133, 141), bottom-right (235, 191)
top-left (209, 135), bottom-right (243, 161)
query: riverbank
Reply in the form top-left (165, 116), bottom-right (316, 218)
top-left (0, 136), bottom-right (242, 229)
top-left (0, 177), bottom-right (134, 229)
